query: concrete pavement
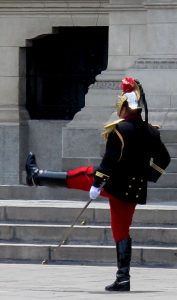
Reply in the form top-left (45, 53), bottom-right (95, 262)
top-left (0, 263), bottom-right (177, 299)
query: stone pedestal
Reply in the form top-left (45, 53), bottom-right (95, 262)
top-left (62, 70), bottom-right (122, 169)
top-left (62, 0), bottom-right (177, 170)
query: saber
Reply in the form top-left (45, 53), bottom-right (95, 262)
top-left (42, 182), bottom-right (106, 265)
top-left (56, 197), bottom-right (93, 248)
top-left (41, 197), bottom-right (93, 264)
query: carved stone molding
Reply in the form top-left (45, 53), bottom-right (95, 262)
top-left (90, 80), bottom-right (119, 90)
top-left (1, 0), bottom-right (177, 15)
top-left (109, 0), bottom-right (144, 11)
top-left (143, 0), bottom-right (177, 8)
top-left (0, 0), bottom-right (109, 15)
top-left (132, 58), bottom-right (177, 69)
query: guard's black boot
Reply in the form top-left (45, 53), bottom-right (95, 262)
top-left (25, 152), bottom-right (40, 186)
top-left (105, 237), bottom-right (131, 292)
top-left (25, 152), bottom-right (67, 186)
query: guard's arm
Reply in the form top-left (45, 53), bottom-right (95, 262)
top-left (147, 131), bottom-right (171, 182)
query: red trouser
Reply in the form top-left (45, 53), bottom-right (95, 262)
top-left (67, 166), bottom-right (136, 242)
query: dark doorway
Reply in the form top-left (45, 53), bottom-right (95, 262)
top-left (26, 26), bottom-right (108, 120)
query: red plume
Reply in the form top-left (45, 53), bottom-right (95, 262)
top-left (120, 76), bottom-right (136, 93)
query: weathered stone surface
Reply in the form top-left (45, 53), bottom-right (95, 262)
top-left (0, 0), bottom-right (176, 186)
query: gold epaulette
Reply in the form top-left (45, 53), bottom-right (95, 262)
top-left (102, 118), bottom-right (124, 141)
top-left (102, 119), bottom-right (125, 161)
top-left (104, 118), bottom-right (124, 130)
top-left (149, 123), bottom-right (161, 129)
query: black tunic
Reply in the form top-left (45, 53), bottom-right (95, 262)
top-left (93, 116), bottom-right (171, 204)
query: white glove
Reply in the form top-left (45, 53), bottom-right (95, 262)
top-left (89, 186), bottom-right (101, 200)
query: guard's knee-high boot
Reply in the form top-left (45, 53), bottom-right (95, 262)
top-left (105, 237), bottom-right (131, 292)
top-left (25, 152), bottom-right (67, 186)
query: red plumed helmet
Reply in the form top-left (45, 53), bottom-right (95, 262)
top-left (120, 76), bottom-right (136, 93)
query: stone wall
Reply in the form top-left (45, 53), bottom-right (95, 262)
top-left (0, 0), bottom-right (109, 184)
top-left (0, 0), bottom-right (177, 183)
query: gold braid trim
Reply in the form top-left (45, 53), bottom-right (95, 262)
top-left (102, 119), bottom-right (124, 162)
top-left (151, 162), bottom-right (165, 174)
top-left (114, 129), bottom-right (124, 162)
top-left (95, 171), bottom-right (110, 179)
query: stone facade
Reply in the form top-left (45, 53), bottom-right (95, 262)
top-left (0, 0), bottom-right (176, 184)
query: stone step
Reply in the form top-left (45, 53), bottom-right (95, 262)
top-left (133, 205), bottom-right (177, 226)
top-left (0, 242), bottom-right (176, 267)
top-left (149, 173), bottom-right (177, 187)
top-left (0, 223), bottom-right (177, 247)
top-left (166, 143), bottom-right (177, 158)
top-left (0, 201), bottom-right (177, 266)
top-left (166, 158), bottom-right (177, 172)
top-left (0, 223), bottom-right (111, 245)
top-left (0, 202), bottom-right (175, 223)
top-left (52, 244), bottom-right (177, 267)
top-left (0, 185), bottom-right (88, 201)
top-left (147, 188), bottom-right (177, 202)
top-left (131, 226), bottom-right (177, 246)
top-left (0, 242), bottom-right (49, 263)
top-left (0, 185), bottom-right (177, 201)
top-left (1, 202), bottom-right (177, 226)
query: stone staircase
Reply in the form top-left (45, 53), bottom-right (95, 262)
top-left (0, 199), bottom-right (177, 267)
top-left (0, 127), bottom-right (176, 266)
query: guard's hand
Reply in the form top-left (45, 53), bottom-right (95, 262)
top-left (89, 186), bottom-right (101, 199)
